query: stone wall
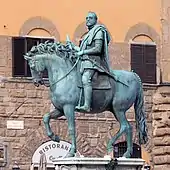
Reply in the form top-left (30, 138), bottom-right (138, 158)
top-left (0, 35), bottom-right (155, 169)
top-left (0, 79), bottom-right (155, 170)
top-left (0, 36), bottom-right (12, 77)
top-left (152, 85), bottom-right (170, 170)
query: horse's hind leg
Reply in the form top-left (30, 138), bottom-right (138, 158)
top-left (123, 121), bottom-right (133, 158)
top-left (107, 110), bottom-right (133, 158)
top-left (107, 111), bottom-right (127, 153)
top-left (43, 108), bottom-right (64, 142)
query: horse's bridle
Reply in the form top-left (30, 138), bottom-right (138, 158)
top-left (31, 54), bottom-right (80, 88)
top-left (50, 56), bottom-right (80, 87)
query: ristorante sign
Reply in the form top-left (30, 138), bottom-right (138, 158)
top-left (32, 140), bottom-right (71, 165)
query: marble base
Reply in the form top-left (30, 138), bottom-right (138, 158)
top-left (53, 156), bottom-right (145, 170)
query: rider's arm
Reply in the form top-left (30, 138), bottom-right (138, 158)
top-left (83, 30), bottom-right (103, 55)
top-left (83, 39), bottom-right (103, 55)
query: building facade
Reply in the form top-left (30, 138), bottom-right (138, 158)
top-left (0, 0), bottom-right (170, 169)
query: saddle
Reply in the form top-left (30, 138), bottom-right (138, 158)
top-left (78, 71), bottom-right (111, 90)
top-left (77, 70), bottom-right (130, 90)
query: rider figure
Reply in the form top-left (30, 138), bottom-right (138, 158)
top-left (71, 11), bottom-right (111, 112)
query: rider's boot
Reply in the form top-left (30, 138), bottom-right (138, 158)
top-left (76, 84), bottom-right (92, 112)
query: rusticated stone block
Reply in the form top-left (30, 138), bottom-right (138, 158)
top-left (152, 146), bottom-right (170, 156)
top-left (153, 92), bottom-right (170, 105)
top-left (77, 123), bottom-right (89, 134)
top-left (152, 112), bottom-right (163, 120)
top-left (154, 164), bottom-right (170, 170)
top-left (153, 93), bottom-right (163, 104)
top-left (152, 104), bottom-right (170, 111)
top-left (0, 88), bottom-right (8, 97)
top-left (5, 83), bottom-right (17, 89)
top-left (153, 155), bottom-right (170, 165)
top-left (153, 136), bottom-right (170, 146)
top-left (153, 120), bottom-right (166, 128)
top-left (26, 90), bottom-right (37, 98)
top-left (153, 127), bottom-right (170, 137)
top-left (16, 129), bottom-right (27, 137)
top-left (0, 128), bottom-right (5, 136)
top-left (16, 83), bottom-right (25, 89)
top-left (9, 89), bottom-right (27, 98)
top-left (24, 83), bottom-right (35, 90)
top-left (6, 130), bottom-right (16, 137)
top-left (0, 117), bottom-right (6, 128)
top-left (24, 119), bottom-right (40, 129)
top-left (0, 107), bottom-right (5, 114)
top-left (11, 142), bottom-right (23, 149)
top-left (17, 107), bottom-right (26, 115)
top-left (158, 86), bottom-right (170, 94)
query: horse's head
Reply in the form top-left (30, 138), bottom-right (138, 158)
top-left (24, 41), bottom-right (77, 87)
top-left (24, 52), bottom-right (45, 87)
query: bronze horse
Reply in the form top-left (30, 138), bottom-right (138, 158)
top-left (24, 42), bottom-right (148, 158)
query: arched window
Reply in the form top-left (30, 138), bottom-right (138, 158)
top-left (12, 17), bottom-right (59, 78)
top-left (114, 142), bottom-right (141, 158)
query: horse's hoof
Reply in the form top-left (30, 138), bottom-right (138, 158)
top-left (51, 135), bottom-right (60, 142)
top-left (75, 106), bottom-right (81, 111)
top-left (75, 106), bottom-right (90, 113)
top-left (54, 135), bottom-right (60, 142)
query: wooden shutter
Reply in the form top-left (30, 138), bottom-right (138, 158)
top-left (131, 44), bottom-right (144, 80)
top-left (26, 37), bottom-right (41, 77)
top-left (144, 45), bottom-right (156, 84)
top-left (131, 44), bottom-right (156, 84)
top-left (12, 37), bottom-right (26, 77)
top-left (26, 37), bottom-right (41, 52)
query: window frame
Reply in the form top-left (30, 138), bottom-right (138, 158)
top-left (12, 36), bottom-right (55, 79)
top-left (113, 142), bottom-right (142, 158)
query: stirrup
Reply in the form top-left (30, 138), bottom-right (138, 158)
top-left (75, 105), bottom-right (90, 112)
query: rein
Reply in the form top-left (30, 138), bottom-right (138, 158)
top-left (44, 55), bottom-right (80, 88)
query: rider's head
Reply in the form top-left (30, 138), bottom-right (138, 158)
top-left (86, 12), bottom-right (98, 29)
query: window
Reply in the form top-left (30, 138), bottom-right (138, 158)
top-left (114, 142), bottom-right (141, 158)
top-left (131, 43), bottom-right (156, 84)
top-left (12, 37), bottom-right (54, 77)
top-left (0, 144), bottom-right (7, 167)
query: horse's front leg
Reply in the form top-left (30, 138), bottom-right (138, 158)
top-left (63, 104), bottom-right (76, 157)
top-left (43, 108), bottom-right (64, 142)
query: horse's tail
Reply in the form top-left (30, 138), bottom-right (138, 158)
top-left (134, 72), bottom-right (148, 144)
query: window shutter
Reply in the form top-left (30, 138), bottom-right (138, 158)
top-left (131, 44), bottom-right (144, 80)
top-left (26, 38), bottom-right (41, 77)
top-left (26, 37), bottom-right (41, 52)
top-left (12, 37), bottom-right (26, 77)
top-left (144, 45), bottom-right (156, 84)
top-left (41, 38), bottom-right (54, 44)
top-left (12, 37), bottom-right (55, 78)
top-left (131, 44), bottom-right (156, 84)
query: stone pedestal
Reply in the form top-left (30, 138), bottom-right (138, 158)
top-left (53, 156), bottom-right (145, 170)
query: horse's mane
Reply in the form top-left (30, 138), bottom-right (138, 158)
top-left (26, 40), bottom-right (73, 57)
